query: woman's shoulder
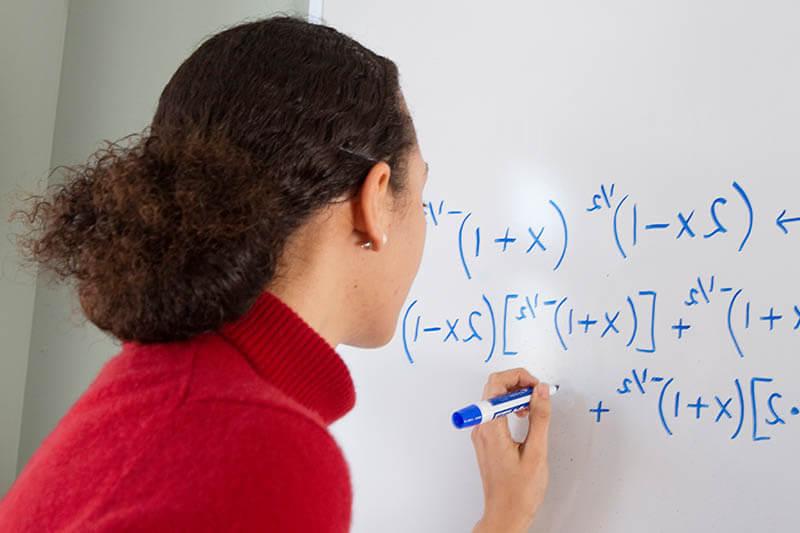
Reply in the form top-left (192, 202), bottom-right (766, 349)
top-left (1, 332), bottom-right (352, 532)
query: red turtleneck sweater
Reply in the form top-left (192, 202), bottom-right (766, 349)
top-left (0, 292), bottom-right (356, 532)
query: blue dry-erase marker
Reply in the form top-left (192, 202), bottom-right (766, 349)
top-left (451, 384), bottom-right (559, 429)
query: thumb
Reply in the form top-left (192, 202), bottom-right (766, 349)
top-left (522, 383), bottom-right (552, 464)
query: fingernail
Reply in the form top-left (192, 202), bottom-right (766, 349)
top-left (540, 384), bottom-right (550, 399)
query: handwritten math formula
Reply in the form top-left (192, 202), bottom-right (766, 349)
top-left (412, 180), bottom-right (799, 442)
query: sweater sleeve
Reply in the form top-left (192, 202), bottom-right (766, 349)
top-left (91, 400), bottom-right (353, 533)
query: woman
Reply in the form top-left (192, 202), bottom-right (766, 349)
top-left (1, 16), bottom-right (552, 532)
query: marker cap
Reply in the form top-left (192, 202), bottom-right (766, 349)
top-left (451, 404), bottom-right (482, 429)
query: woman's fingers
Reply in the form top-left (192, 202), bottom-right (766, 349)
top-left (481, 367), bottom-right (539, 400)
top-left (521, 382), bottom-right (552, 465)
top-left (477, 368), bottom-right (540, 445)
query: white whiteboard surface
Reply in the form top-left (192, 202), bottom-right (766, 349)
top-left (325, 2), bottom-right (800, 532)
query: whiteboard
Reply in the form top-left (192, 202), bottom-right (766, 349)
top-left (324, 2), bottom-right (800, 532)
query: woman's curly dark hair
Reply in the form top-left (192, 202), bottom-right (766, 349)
top-left (12, 16), bottom-right (416, 343)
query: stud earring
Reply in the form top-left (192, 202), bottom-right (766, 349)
top-left (361, 234), bottom-right (386, 249)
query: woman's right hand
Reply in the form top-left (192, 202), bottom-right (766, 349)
top-left (471, 368), bottom-right (552, 533)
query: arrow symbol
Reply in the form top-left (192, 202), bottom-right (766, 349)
top-left (776, 209), bottom-right (800, 234)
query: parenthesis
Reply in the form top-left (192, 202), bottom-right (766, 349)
top-left (613, 194), bottom-right (630, 259)
top-left (458, 213), bottom-right (473, 280)
top-left (658, 377), bottom-right (675, 436)
top-left (731, 377), bottom-right (744, 440)
top-left (626, 295), bottom-right (638, 348)
top-left (482, 294), bottom-right (496, 363)
top-left (554, 297), bottom-right (569, 351)
top-left (636, 291), bottom-right (657, 354)
top-left (727, 289), bottom-right (745, 358)
top-left (750, 377), bottom-right (773, 441)
top-left (549, 199), bottom-right (568, 271)
top-left (502, 294), bottom-right (519, 356)
top-left (732, 181), bottom-right (753, 253)
top-left (401, 300), bottom-right (418, 364)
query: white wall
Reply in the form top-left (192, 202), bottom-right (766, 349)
top-left (15, 0), bottom-right (309, 477)
top-left (0, 0), bottom-right (69, 494)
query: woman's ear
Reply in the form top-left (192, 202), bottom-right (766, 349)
top-left (352, 161), bottom-right (392, 252)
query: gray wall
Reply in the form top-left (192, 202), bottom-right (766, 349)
top-left (0, 0), bottom-right (69, 494)
top-left (4, 0), bottom-right (309, 491)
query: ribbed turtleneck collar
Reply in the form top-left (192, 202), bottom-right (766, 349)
top-left (218, 291), bottom-right (355, 425)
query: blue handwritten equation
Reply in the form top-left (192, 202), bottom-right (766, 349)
top-left (401, 277), bottom-right (800, 364)
top-left (424, 180), bottom-right (799, 279)
top-left (590, 369), bottom-right (799, 442)
top-left (587, 180), bottom-right (797, 257)
top-left (418, 180), bottom-right (799, 440)
top-left (682, 275), bottom-right (800, 359)
top-left (591, 181), bottom-right (754, 258)
top-left (401, 290), bottom-right (659, 364)
top-left (424, 198), bottom-right (568, 279)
